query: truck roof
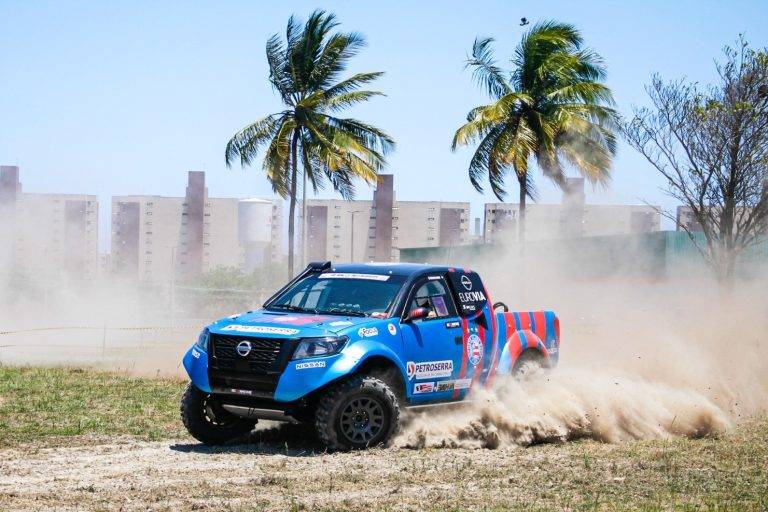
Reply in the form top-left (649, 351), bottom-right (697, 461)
top-left (328, 262), bottom-right (455, 277)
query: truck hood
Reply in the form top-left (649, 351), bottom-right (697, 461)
top-left (208, 310), bottom-right (378, 338)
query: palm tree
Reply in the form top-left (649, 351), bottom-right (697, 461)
top-left (452, 21), bottom-right (618, 243)
top-left (226, 10), bottom-right (394, 275)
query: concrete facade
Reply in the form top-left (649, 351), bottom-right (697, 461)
top-left (303, 174), bottom-right (470, 262)
top-left (0, 166), bottom-right (99, 282)
top-left (484, 178), bottom-right (661, 244)
top-left (112, 172), bottom-right (282, 282)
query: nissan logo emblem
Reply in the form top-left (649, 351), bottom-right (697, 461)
top-left (460, 275), bottom-right (473, 291)
top-left (236, 340), bottom-right (252, 357)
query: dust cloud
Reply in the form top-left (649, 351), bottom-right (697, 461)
top-left (396, 243), bottom-right (768, 448)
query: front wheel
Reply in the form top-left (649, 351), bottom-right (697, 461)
top-left (180, 383), bottom-right (255, 445)
top-left (315, 375), bottom-right (400, 451)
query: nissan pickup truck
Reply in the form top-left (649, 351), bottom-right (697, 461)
top-left (181, 261), bottom-right (560, 450)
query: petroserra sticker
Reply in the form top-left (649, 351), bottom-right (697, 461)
top-left (406, 360), bottom-right (454, 380)
top-left (319, 273), bottom-right (390, 281)
top-left (358, 327), bottom-right (378, 338)
top-left (467, 334), bottom-right (483, 366)
top-left (221, 325), bottom-right (300, 336)
top-left (388, 324), bottom-right (397, 336)
top-left (413, 382), bottom-right (435, 394)
top-left (295, 360), bottom-right (326, 370)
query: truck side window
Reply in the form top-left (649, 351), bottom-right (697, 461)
top-left (409, 279), bottom-right (457, 319)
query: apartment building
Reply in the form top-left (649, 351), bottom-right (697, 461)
top-left (112, 171), bottom-right (282, 282)
top-left (484, 178), bottom-right (661, 244)
top-left (304, 174), bottom-right (470, 263)
top-left (0, 166), bottom-right (99, 281)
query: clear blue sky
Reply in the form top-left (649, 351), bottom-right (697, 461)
top-left (2, 1), bottom-right (766, 250)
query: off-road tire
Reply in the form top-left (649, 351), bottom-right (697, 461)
top-left (315, 375), bottom-right (400, 451)
top-left (180, 383), bottom-right (255, 445)
top-left (512, 350), bottom-right (547, 378)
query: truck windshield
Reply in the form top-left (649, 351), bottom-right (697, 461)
top-left (267, 272), bottom-right (406, 317)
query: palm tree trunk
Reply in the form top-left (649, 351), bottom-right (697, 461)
top-left (518, 175), bottom-right (527, 252)
top-left (287, 131), bottom-right (299, 277)
top-left (301, 167), bottom-right (307, 268)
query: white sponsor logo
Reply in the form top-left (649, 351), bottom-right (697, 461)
top-left (358, 327), bottom-right (379, 338)
top-left (329, 320), bottom-right (353, 327)
top-left (458, 290), bottom-right (487, 303)
top-left (388, 324), bottom-right (397, 336)
top-left (295, 360), bottom-right (326, 370)
top-left (221, 325), bottom-right (300, 336)
top-left (453, 378), bottom-right (472, 390)
top-left (413, 382), bottom-right (435, 394)
top-left (319, 273), bottom-right (390, 281)
top-left (460, 275), bottom-right (473, 290)
top-left (191, 348), bottom-right (201, 359)
top-left (406, 360), bottom-right (454, 380)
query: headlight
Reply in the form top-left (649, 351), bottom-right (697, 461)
top-left (292, 336), bottom-right (348, 360)
top-left (195, 328), bottom-right (209, 352)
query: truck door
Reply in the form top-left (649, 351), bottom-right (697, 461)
top-left (399, 275), bottom-right (466, 403)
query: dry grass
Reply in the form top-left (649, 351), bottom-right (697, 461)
top-left (0, 366), bottom-right (766, 511)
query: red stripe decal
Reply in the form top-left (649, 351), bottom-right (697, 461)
top-left (454, 317), bottom-right (469, 399)
top-left (471, 323), bottom-right (485, 389)
top-left (534, 311), bottom-right (547, 340)
top-left (485, 287), bottom-right (499, 388)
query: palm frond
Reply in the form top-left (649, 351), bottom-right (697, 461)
top-left (467, 37), bottom-right (512, 99)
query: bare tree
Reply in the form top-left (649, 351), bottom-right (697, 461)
top-left (623, 39), bottom-right (768, 284)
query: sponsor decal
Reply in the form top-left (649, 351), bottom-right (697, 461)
top-left (329, 320), bottom-right (354, 327)
top-left (457, 290), bottom-right (487, 304)
top-left (295, 360), bottom-right (327, 370)
top-left (221, 325), bottom-right (300, 336)
top-left (436, 378), bottom-right (472, 393)
top-left (445, 321), bottom-right (460, 329)
top-left (406, 360), bottom-right (454, 380)
top-left (319, 273), bottom-right (390, 281)
top-left (453, 378), bottom-right (472, 390)
top-left (358, 327), bottom-right (379, 338)
top-left (230, 388), bottom-right (253, 395)
top-left (548, 346), bottom-right (558, 354)
top-left (447, 272), bottom-right (487, 317)
top-left (413, 382), bottom-right (435, 394)
top-left (271, 315), bottom-right (332, 325)
top-left (191, 348), bottom-right (201, 359)
top-left (467, 334), bottom-right (483, 366)
top-left (387, 323), bottom-right (397, 336)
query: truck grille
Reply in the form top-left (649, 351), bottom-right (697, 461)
top-left (208, 333), bottom-right (296, 398)
top-left (212, 335), bottom-right (283, 372)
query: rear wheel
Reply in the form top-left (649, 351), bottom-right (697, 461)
top-left (315, 375), bottom-right (400, 451)
top-left (513, 350), bottom-right (547, 378)
top-left (180, 383), bottom-right (255, 445)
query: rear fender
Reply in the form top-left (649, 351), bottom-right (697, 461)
top-left (496, 329), bottom-right (549, 375)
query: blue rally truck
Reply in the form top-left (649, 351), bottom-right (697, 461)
top-left (181, 261), bottom-right (560, 450)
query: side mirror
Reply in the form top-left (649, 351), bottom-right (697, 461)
top-left (406, 307), bottom-right (429, 322)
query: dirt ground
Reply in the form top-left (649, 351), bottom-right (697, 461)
top-left (1, 418), bottom-right (767, 512)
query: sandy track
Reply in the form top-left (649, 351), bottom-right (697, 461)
top-left (0, 436), bottom-right (618, 512)
top-left (2, 427), bottom-right (764, 512)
